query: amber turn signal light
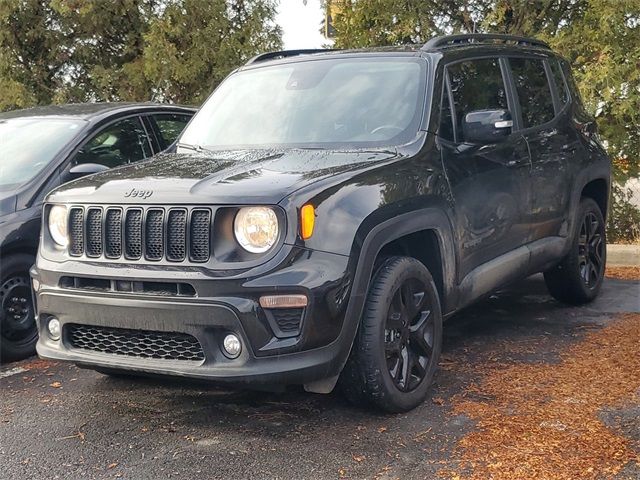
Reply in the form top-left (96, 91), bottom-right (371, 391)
top-left (300, 204), bottom-right (315, 240)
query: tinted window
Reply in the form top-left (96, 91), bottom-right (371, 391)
top-left (510, 58), bottom-right (555, 128)
top-left (152, 113), bottom-right (191, 148)
top-left (179, 58), bottom-right (426, 149)
top-left (447, 58), bottom-right (508, 141)
top-left (0, 118), bottom-right (84, 189)
top-left (73, 117), bottom-right (152, 168)
top-left (549, 59), bottom-right (569, 107)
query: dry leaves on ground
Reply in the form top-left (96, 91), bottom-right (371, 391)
top-left (605, 266), bottom-right (640, 281)
top-left (440, 313), bottom-right (640, 480)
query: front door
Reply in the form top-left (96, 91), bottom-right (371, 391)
top-left (438, 57), bottom-right (532, 281)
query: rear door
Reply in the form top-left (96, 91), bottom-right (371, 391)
top-left (507, 56), bottom-right (573, 240)
top-left (439, 57), bottom-right (532, 280)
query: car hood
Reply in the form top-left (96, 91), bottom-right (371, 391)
top-left (46, 148), bottom-right (400, 205)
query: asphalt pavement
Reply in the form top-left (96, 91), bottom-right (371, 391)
top-left (1, 274), bottom-right (638, 480)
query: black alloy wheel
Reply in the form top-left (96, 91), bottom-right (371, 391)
top-left (577, 211), bottom-right (605, 288)
top-left (384, 278), bottom-right (436, 392)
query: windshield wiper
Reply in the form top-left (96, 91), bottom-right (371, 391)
top-left (176, 143), bottom-right (216, 154)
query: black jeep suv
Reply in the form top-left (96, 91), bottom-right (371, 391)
top-left (32, 34), bottom-right (610, 412)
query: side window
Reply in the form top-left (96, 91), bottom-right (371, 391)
top-left (549, 59), bottom-right (569, 107)
top-left (152, 113), bottom-right (192, 149)
top-left (509, 57), bottom-right (555, 128)
top-left (447, 58), bottom-right (508, 141)
top-left (73, 117), bottom-right (152, 168)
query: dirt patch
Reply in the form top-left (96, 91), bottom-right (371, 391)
top-left (440, 313), bottom-right (640, 480)
top-left (606, 266), bottom-right (640, 281)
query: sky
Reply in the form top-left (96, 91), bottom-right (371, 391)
top-left (276, 0), bottom-right (328, 49)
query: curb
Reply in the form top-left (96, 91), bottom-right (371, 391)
top-left (607, 244), bottom-right (640, 266)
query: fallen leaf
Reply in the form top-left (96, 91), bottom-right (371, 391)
top-left (50, 381), bottom-right (62, 388)
top-left (107, 463), bottom-right (118, 469)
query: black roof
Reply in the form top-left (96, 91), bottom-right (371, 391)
top-left (244, 34), bottom-right (552, 67)
top-left (0, 102), bottom-right (195, 120)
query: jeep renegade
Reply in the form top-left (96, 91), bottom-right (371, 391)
top-left (32, 34), bottom-right (610, 412)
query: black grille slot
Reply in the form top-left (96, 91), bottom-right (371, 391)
top-left (67, 324), bottom-right (204, 361)
top-left (85, 208), bottom-right (103, 257)
top-left (167, 209), bottom-right (187, 261)
top-left (69, 208), bottom-right (84, 256)
top-left (144, 209), bottom-right (164, 260)
top-left (190, 209), bottom-right (211, 262)
top-left (125, 209), bottom-right (143, 259)
top-left (104, 209), bottom-right (122, 258)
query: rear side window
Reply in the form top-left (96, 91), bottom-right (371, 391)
top-left (509, 57), bottom-right (555, 128)
top-left (447, 58), bottom-right (508, 141)
top-left (549, 59), bottom-right (569, 107)
top-left (152, 113), bottom-right (192, 148)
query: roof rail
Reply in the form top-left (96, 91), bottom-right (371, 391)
top-left (245, 49), bottom-right (336, 65)
top-left (422, 34), bottom-right (550, 51)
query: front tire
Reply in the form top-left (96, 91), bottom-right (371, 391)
top-left (340, 256), bottom-right (443, 413)
top-left (1, 254), bottom-right (38, 363)
top-left (544, 197), bottom-right (606, 305)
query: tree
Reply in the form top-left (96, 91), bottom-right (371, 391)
top-left (0, 0), bottom-right (67, 110)
top-left (0, 0), bottom-right (282, 108)
top-left (143, 0), bottom-right (282, 104)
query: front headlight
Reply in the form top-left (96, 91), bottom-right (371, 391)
top-left (234, 207), bottom-right (278, 253)
top-left (48, 205), bottom-right (68, 247)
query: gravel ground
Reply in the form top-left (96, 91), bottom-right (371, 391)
top-left (1, 274), bottom-right (638, 480)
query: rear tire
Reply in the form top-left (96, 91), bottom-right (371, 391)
top-left (340, 256), bottom-right (442, 413)
top-left (1, 254), bottom-right (38, 363)
top-left (544, 197), bottom-right (606, 305)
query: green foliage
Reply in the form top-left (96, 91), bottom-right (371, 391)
top-left (607, 184), bottom-right (640, 243)
top-left (0, 0), bottom-right (281, 107)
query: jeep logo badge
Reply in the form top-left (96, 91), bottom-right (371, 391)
top-left (124, 188), bottom-right (153, 199)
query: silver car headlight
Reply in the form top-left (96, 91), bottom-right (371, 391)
top-left (234, 207), bottom-right (278, 253)
top-left (48, 205), bottom-right (68, 247)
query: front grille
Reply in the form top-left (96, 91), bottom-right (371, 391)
top-left (68, 206), bottom-right (212, 263)
top-left (67, 324), bottom-right (205, 361)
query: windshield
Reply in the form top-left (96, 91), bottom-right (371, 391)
top-left (179, 57), bottom-right (426, 150)
top-left (0, 117), bottom-right (84, 189)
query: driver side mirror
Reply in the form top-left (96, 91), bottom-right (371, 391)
top-left (67, 163), bottom-right (109, 181)
top-left (462, 109), bottom-right (513, 144)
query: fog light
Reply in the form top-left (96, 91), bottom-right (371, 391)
top-left (222, 334), bottom-right (242, 358)
top-left (47, 317), bottom-right (61, 341)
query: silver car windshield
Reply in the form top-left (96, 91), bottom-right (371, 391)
top-left (0, 117), bottom-right (84, 189)
top-left (179, 57), bottom-right (426, 150)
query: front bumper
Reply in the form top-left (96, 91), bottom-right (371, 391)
top-left (32, 247), bottom-right (357, 388)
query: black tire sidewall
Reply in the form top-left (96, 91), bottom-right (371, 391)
top-left (1, 253), bottom-right (37, 362)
